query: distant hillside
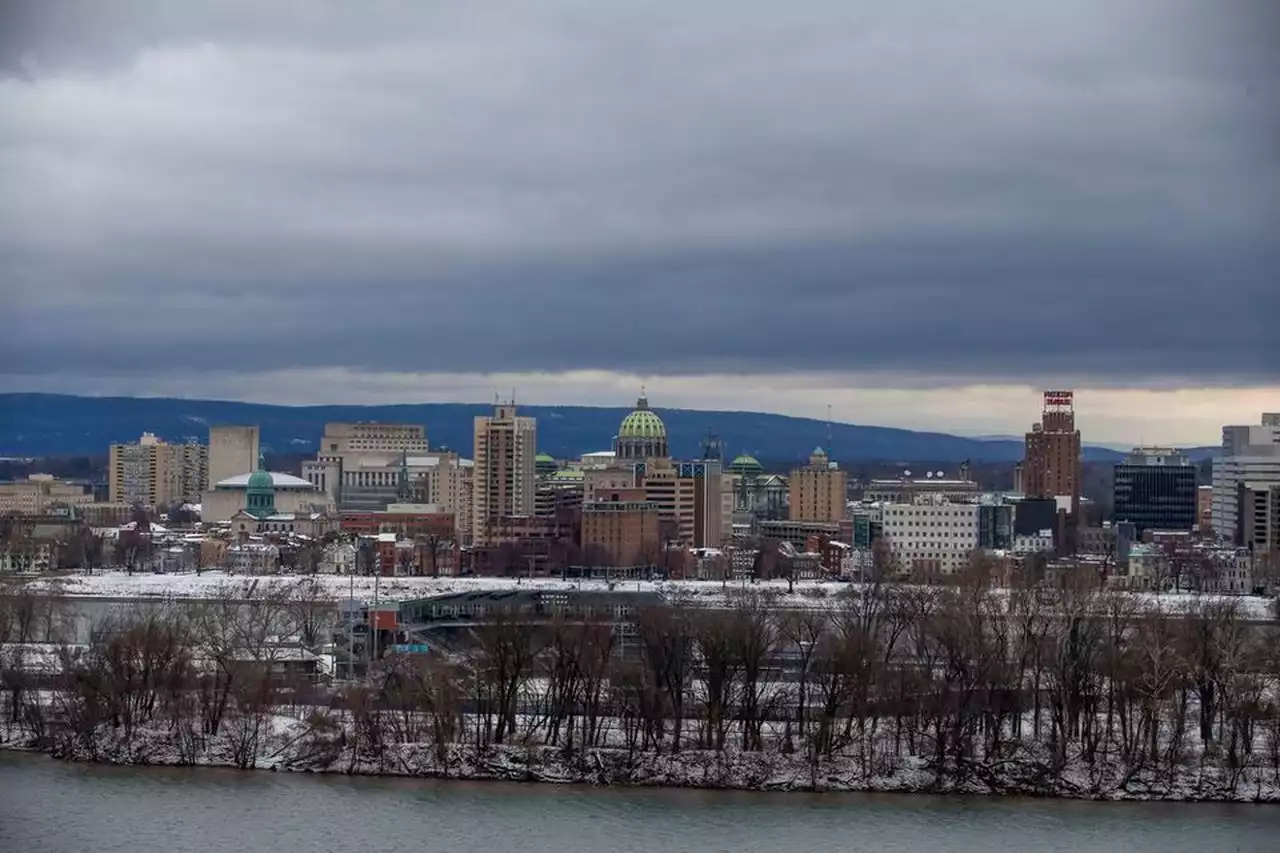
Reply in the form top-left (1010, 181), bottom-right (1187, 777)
top-left (0, 392), bottom-right (1194, 464)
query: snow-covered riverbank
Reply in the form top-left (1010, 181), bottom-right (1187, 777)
top-left (5, 719), bottom-right (1278, 803)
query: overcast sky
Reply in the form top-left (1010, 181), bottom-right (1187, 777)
top-left (3, 1), bottom-right (1277, 445)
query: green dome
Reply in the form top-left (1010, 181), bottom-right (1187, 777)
top-left (535, 452), bottom-right (555, 463)
top-left (244, 452), bottom-right (277, 518)
top-left (729, 455), bottom-right (764, 476)
top-left (246, 469), bottom-right (274, 491)
top-left (619, 409), bottom-right (667, 439)
top-left (614, 392), bottom-right (670, 460)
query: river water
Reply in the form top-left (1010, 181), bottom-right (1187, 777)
top-left (1, 753), bottom-right (1276, 853)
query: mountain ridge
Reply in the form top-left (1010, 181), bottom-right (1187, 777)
top-left (0, 393), bottom-right (1218, 463)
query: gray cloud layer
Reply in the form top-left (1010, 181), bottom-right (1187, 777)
top-left (3, 1), bottom-right (1278, 388)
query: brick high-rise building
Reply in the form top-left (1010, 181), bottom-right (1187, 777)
top-left (472, 403), bottom-right (536, 545)
top-left (788, 447), bottom-right (847, 524)
top-left (581, 487), bottom-right (661, 566)
top-left (1023, 391), bottom-right (1082, 509)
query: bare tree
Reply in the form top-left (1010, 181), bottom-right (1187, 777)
top-left (472, 607), bottom-right (541, 745)
top-left (635, 605), bottom-right (693, 753)
top-left (779, 608), bottom-right (829, 751)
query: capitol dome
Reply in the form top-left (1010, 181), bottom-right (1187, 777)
top-left (614, 392), bottom-right (669, 460)
top-left (728, 454), bottom-right (764, 477)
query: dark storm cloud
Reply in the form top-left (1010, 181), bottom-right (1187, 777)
top-left (2, 1), bottom-right (1278, 387)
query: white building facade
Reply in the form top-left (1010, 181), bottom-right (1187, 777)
top-left (200, 472), bottom-right (332, 523)
top-left (881, 499), bottom-right (980, 576)
top-left (1212, 415), bottom-right (1280, 544)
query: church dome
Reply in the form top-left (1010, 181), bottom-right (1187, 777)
top-left (246, 469), bottom-right (274, 491)
top-left (614, 392), bottom-right (669, 460)
top-left (244, 454), bottom-right (277, 519)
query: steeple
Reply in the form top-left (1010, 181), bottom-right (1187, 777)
top-left (396, 448), bottom-right (414, 501)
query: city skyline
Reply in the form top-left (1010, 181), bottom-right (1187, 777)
top-left (4, 2), bottom-right (1277, 446)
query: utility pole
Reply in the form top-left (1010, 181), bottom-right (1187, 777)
top-left (347, 553), bottom-right (355, 680)
top-left (370, 553), bottom-right (381, 668)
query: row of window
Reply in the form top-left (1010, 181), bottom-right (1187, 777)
top-left (883, 508), bottom-right (977, 518)
top-left (885, 520), bottom-right (975, 529)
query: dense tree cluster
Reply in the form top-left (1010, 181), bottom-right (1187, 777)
top-left (3, 575), bottom-right (1280, 794)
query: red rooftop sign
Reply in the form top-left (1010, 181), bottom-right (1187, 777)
top-left (1044, 390), bottom-right (1074, 407)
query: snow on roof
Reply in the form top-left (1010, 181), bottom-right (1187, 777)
top-left (214, 472), bottom-right (316, 489)
top-left (120, 520), bottom-right (169, 534)
top-left (22, 571), bottom-right (1278, 621)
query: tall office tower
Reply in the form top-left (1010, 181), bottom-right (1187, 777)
top-left (109, 431), bottom-right (208, 506)
top-left (1212, 413), bottom-right (1280, 542)
top-left (1239, 483), bottom-right (1280, 554)
top-left (1113, 447), bottom-right (1198, 535)
top-left (206, 425), bottom-right (261, 488)
top-left (471, 403), bottom-right (537, 544)
top-left (788, 446), bottom-right (847, 523)
top-left (1221, 413), bottom-right (1280, 456)
top-left (1023, 390), bottom-right (1082, 508)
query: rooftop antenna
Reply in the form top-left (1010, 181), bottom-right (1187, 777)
top-left (825, 404), bottom-right (833, 455)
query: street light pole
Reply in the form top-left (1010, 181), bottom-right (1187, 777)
top-left (347, 548), bottom-right (355, 681)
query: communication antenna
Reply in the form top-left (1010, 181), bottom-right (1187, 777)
top-left (825, 404), bottom-right (833, 457)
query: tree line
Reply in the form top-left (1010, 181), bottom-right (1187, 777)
top-left (3, 574), bottom-right (1280, 792)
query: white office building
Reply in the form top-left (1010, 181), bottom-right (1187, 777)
top-left (880, 498), bottom-right (980, 576)
top-left (1212, 414), bottom-right (1280, 544)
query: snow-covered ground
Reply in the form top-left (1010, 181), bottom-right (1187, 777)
top-left (26, 571), bottom-right (1277, 620)
top-left (4, 711), bottom-right (1277, 802)
top-left (32, 571), bottom-right (791, 605)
